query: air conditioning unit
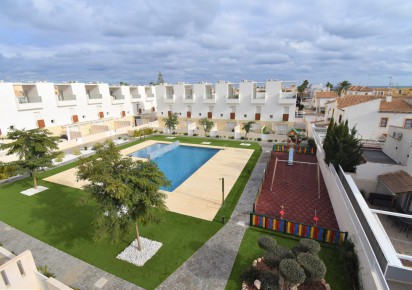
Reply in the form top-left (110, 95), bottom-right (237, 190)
top-left (392, 132), bottom-right (403, 140)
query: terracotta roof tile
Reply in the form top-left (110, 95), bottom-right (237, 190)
top-left (337, 95), bottom-right (380, 109)
top-left (314, 91), bottom-right (338, 99)
top-left (379, 99), bottom-right (412, 113)
top-left (379, 171), bottom-right (412, 194)
top-left (348, 86), bottom-right (373, 92)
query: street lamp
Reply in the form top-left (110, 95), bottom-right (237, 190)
top-left (219, 177), bottom-right (225, 205)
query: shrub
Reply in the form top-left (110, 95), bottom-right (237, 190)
top-left (215, 135), bottom-right (220, 138)
top-left (240, 266), bottom-right (260, 285)
top-left (258, 236), bottom-right (277, 251)
top-left (240, 136), bottom-right (245, 140)
top-left (264, 245), bottom-right (295, 268)
top-left (0, 162), bottom-right (17, 180)
top-left (339, 239), bottom-right (361, 290)
top-left (193, 133), bottom-right (198, 137)
top-left (259, 271), bottom-right (279, 290)
top-left (291, 245), bottom-right (307, 256)
top-left (37, 265), bottom-right (56, 278)
top-left (83, 146), bottom-right (88, 150)
top-left (257, 138), bottom-right (262, 141)
top-left (229, 136), bottom-right (234, 139)
top-left (268, 139), bottom-right (273, 142)
top-left (299, 239), bottom-right (321, 255)
top-left (279, 259), bottom-right (306, 285)
top-left (73, 149), bottom-right (81, 156)
top-left (172, 131), bottom-right (176, 135)
top-left (143, 127), bottom-right (154, 135)
top-left (184, 133), bottom-right (188, 136)
top-left (297, 253), bottom-right (326, 283)
top-left (55, 152), bottom-right (65, 162)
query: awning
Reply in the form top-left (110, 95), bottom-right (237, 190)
top-left (378, 171), bottom-right (412, 194)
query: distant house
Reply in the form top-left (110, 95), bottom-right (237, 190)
top-left (314, 91), bottom-right (338, 113)
top-left (325, 94), bottom-right (412, 139)
top-left (346, 85), bottom-right (374, 95)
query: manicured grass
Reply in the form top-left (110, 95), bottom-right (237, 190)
top-left (0, 135), bottom-right (261, 289)
top-left (0, 177), bottom-right (221, 289)
top-left (226, 227), bottom-right (349, 290)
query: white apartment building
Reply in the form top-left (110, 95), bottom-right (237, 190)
top-left (155, 80), bottom-right (297, 135)
top-left (0, 81), bottom-right (156, 139)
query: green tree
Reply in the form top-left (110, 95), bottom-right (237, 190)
top-left (326, 82), bottom-right (333, 90)
top-left (297, 80), bottom-right (310, 95)
top-left (76, 140), bottom-right (169, 250)
top-left (242, 121), bottom-right (255, 139)
top-left (156, 72), bottom-right (165, 85)
top-left (163, 112), bottom-right (179, 133)
top-left (323, 117), bottom-right (363, 172)
top-left (336, 80), bottom-right (351, 96)
top-left (0, 128), bottom-right (60, 189)
top-left (198, 118), bottom-right (214, 140)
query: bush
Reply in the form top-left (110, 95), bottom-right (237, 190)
top-left (291, 245), bottom-right (307, 256)
top-left (279, 259), bottom-right (306, 285)
top-left (184, 133), bottom-right (188, 136)
top-left (0, 162), bottom-right (17, 180)
top-left (297, 253), bottom-right (326, 283)
top-left (55, 152), bottom-right (65, 162)
top-left (143, 127), bottom-right (154, 135)
top-left (257, 138), bottom-right (262, 141)
top-left (264, 245), bottom-right (295, 268)
top-left (299, 239), bottom-right (321, 255)
top-left (215, 135), bottom-right (220, 138)
top-left (259, 271), bottom-right (279, 290)
top-left (73, 149), bottom-right (81, 156)
top-left (258, 236), bottom-right (277, 251)
top-left (240, 136), bottom-right (245, 140)
top-left (37, 265), bottom-right (56, 278)
top-left (339, 239), bottom-right (361, 289)
top-left (193, 133), bottom-right (198, 137)
top-left (240, 266), bottom-right (260, 285)
top-left (83, 146), bottom-right (88, 150)
top-left (268, 139), bottom-right (273, 142)
top-left (172, 131), bottom-right (177, 135)
top-left (229, 136), bottom-right (234, 139)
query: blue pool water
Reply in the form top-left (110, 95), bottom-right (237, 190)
top-left (130, 143), bottom-right (168, 158)
top-left (131, 143), bottom-right (219, 191)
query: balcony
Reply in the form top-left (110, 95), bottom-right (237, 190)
top-left (164, 95), bottom-right (175, 104)
top-left (87, 94), bottom-right (102, 104)
top-left (226, 95), bottom-right (240, 104)
top-left (279, 91), bottom-right (297, 104)
top-left (251, 92), bottom-right (266, 104)
top-left (16, 96), bottom-right (43, 110)
top-left (183, 94), bottom-right (195, 104)
top-left (146, 93), bottom-right (155, 99)
top-left (56, 95), bottom-right (77, 107)
top-left (111, 94), bottom-right (125, 104)
top-left (131, 94), bottom-right (142, 102)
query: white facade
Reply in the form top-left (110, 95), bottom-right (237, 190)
top-left (0, 82), bottom-right (157, 138)
top-left (155, 80), bottom-right (297, 134)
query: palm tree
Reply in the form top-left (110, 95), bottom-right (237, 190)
top-left (326, 82), bottom-right (333, 90)
top-left (336, 80), bottom-right (351, 96)
top-left (242, 121), bottom-right (255, 139)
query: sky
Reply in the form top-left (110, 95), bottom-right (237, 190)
top-left (1, 0), bottom-right (412, 86)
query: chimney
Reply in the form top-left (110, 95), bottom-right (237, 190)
top-left (386, 95), bottom-right (392, 102)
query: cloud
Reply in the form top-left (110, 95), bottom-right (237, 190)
top-left (0, 0), bottom-right (411, 85)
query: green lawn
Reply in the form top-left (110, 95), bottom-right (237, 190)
top-left (0, 135), bottom-right (261, 289)
top-left (226, 227), bottom-right (349, 290)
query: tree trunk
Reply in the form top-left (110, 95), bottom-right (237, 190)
top-left (32, 170), bottom-right (37, 189)
top-left (135, 223), bottom-right (142, 251)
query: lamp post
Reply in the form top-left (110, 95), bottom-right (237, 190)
top-left (220, 177), bottom-right (225, 205)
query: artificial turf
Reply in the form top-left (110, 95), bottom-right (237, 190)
top-left (225, 227), bottom-right (349, 290)
top-left (0, 134), bottom-right (261, 289)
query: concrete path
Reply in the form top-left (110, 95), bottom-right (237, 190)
top-left (156, 142), bottom-right (273, 290)
top-left (0, 222), bottom-right (143, 290)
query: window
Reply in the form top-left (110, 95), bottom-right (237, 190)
top-left (244, 114), bottom-right (247, 118)
top-left (380, 118), bottom-right (388, 127)
top-left (17, 260), bottom-right (25, 276)
top-left (405, 119), bottom-right (412, 129)
top-left (270, 115), bottom-right (273, 119)
top-left (1, 270), bottom-right (10, 286)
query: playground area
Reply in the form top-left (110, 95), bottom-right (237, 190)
top-left (254, 150), bottom-right (339, 230)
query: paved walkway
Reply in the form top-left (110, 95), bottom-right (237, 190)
top-left (0, 141), bottom-right (272, 290)
top-left (156, 142), bottom-right (273, 290)
top-left (0, 222), bottom-right (143, 290)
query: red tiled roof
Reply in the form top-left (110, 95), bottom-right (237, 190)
top-left (337, 95), bottom-right (380, 109)
top-left (315, 91), bottom-right (338, 99)
top-left (347, 86), bottom-right (373, 92)
top-left (379, 99), bottom-right (412, 113)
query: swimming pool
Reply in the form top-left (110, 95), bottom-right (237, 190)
top-left (131, 143), bottom-right (219, 191)
top-left (129, 143), bottom-right (168, 158)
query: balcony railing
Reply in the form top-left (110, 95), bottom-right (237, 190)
top-left (57, 95), bottom-right (76, 101)
top-left (111, 95), bottom-right (125, 100)
top-left (87, 94), bottom-right (102, 104)
top-left (56, 95), bottom-right (77, 107)
top-left (16, 96), bottom-right (43, 110)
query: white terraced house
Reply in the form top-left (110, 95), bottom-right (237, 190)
top-left (0, 81), bottom-right (157, 139)
top-left (0, 79), bottom-right (297, 139)
top-left (155, 79), bottom-right (298, 137)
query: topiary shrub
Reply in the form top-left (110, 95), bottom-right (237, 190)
top-left (193, 133), bottom-right (198, 137)
top-left (258, 236), bottom-right (277, 251)
top-left (299, 239), bottom-right (321, 255)
top-left (73, 149), bottom-right (81, 156)
top-left (297, 253), bottom-right (327, 283)
top-left (257, 138), bottom-right (262, 141)
top-left (259, 271), bottom-right (279, 290)
top-left (292, 245), bottom-right (307, 256)
top-left (279, 259), bottom-right (306, 285)
top-left (183, 133), bottom-right (188, 136)
top-left (240, 266), bottom-right (261, 285)
top-left (264, 245), bottom-right (295, 268)
top-left (240, 136), bottom-right (245, 140)
top-left (268, 139), bottom-right (273, 142)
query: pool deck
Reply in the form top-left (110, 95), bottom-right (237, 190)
top-left (44, 140), bottom-right (253, 221)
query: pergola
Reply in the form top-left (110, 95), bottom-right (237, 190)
top-left (378, 171), bottom-right (412, 213)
